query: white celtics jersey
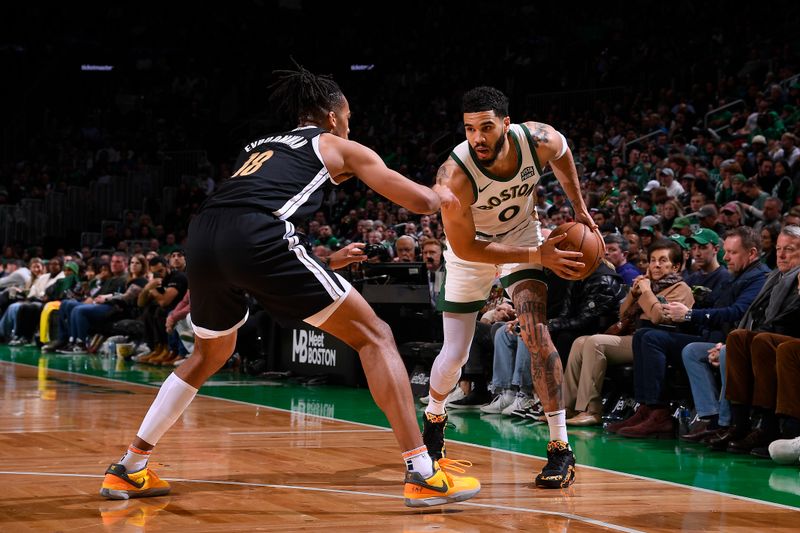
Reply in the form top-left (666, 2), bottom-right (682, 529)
top-left (450, 123), bottom-right (544, 237)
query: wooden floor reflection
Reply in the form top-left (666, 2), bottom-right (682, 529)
top-left (1, 361), bottom-right (798, 532)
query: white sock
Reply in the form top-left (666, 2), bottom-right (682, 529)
top-left (403, 446), bottom-right (434, 478)
top-left (546, 409), bottom-right (569, 443)
top-left (119, 444), bottom-right (152, 472)
top-left (425, 395), bottom-right (447, 416)
top-left (135, 373), bottom-right (198, 446)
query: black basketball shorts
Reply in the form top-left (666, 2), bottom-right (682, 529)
top-left (186, 207), bottom-right (352, 338)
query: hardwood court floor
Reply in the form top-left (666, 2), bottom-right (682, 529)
top-left (1, 351), bottom-right (799, 532)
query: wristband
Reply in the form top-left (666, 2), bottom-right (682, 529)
top-left (683, 310), bottom-right (692, 322)
top-left (528, 247), bottom-right (540, 264)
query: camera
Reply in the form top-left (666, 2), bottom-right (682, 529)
top-left (364, 243), bottom-right (388, 259)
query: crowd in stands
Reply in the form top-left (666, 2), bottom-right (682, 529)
top-left (3, 3), bottom-right (800, 466)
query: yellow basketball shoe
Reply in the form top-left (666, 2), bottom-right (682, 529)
top-left (403, 459), bottom-right (480, 507)
top-left (100, 463), bottom-right (171, 500)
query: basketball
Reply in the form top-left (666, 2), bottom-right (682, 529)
top-left (547, 222), bottom-right (604, 280)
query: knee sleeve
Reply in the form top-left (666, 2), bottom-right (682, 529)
top-left (429, 312), bottom-right (478, 395)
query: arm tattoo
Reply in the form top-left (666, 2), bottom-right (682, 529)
top-left (528, 123), bottom-right (550, 148)
top-left (435, 165), bottom-right (449, 185)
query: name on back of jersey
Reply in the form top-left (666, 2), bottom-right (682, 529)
top-left (244, 134), bottom-right (308, 152)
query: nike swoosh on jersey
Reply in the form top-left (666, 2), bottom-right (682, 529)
top-left (478, 183), bottom-right (492, 193)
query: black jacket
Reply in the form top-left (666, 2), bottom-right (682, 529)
top-left (686, 260), bottom-right (770, 342)
top-left (548, 263), bottom-right (629, 335)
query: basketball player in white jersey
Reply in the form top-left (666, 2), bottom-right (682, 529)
top-left (422, 86), bottom-right (599, 488)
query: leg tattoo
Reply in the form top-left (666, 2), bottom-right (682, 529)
top-left (513, 281), bottom-right (564, 413)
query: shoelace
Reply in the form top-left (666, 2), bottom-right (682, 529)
top-left (437, 458), bottom-right (473, 474)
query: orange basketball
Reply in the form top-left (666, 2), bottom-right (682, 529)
top-left (547, 222), bottom-right (604, 280)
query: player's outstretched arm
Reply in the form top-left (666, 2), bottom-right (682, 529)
top-left (321, 135), bottom-right (439, 214)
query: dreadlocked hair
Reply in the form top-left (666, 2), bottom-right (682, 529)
top-left (269, 59), bottom-right (345, 126)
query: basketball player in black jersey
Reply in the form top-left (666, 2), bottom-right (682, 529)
top-left (100, 64), bottom-right (480, 508)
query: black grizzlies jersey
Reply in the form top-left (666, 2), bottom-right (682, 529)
top-left (201, 126), bottom-right (330, 221)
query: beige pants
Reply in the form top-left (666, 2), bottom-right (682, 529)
top-left (563, 334), bottom-right (634, 413)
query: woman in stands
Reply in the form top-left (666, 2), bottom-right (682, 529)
top-left (660, 199), bottom-right (683, 234)
top-left (561, 239), bottom-right (694, 426)
top-left (104, 255), bottom-right (150, 319)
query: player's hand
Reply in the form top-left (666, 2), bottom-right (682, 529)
top-left (432, 183), bottom-right (461, 211)
top-left (328, 242), bottom-right (368, 270)
top-left (538, 233), bottom-right (584, 279)
top-left (574, 209), bottom-right (598, 232)
top-left (574, 210), bottom-right (606, 258)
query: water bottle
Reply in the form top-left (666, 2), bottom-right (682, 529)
top-left (673, 403), bottom-right (692, 437)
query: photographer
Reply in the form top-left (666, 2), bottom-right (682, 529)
top-left (364, 230), bottom-right (392, 263)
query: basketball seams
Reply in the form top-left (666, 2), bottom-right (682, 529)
top-left (548, 222), bottom-right (602, 279)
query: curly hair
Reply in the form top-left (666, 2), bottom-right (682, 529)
top-left (461, 86), bottom-right (509, 116)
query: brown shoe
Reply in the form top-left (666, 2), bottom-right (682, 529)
top-left (159, 352), bottom-right (181, 366)
top-left (727, 428), bottom-right (775, 454)
top-left (618, 408), bottom-right (674, 438)
top-left (138, 345), bottom-right (167, 363)
top-left (148, 350), bottom-right (175, 365)
top-left (680, 419), bottom-right (733, 443)
top-left (707, 426), bottom-right (748, 451)
top-left (606, 405), bottom-right (651, 434)
top-left (566, 412), bottom-right (602, 427)
top-left (680, 419), bottom-right (714, 442)
top-left (699, 427), bottom-right (729, 444)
